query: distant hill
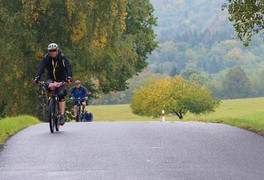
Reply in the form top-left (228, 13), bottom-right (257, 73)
top-left (142, 0), bottom-right (264, 99)
top-left (93, 0), bottom-right (264, 104)
top-left (151, 0), bottom-right (233, 38)
top-left (147, 0), bottom-right (264, 77)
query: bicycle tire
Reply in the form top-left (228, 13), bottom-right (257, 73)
top-left (48, 98), bottom-right (55, 133)
top-left (76, 106), bottom-right (81, 122)
top-left (55, 101), bottom-right (60, 131)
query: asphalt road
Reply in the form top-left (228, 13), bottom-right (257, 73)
top-left (0, 122), bottom-right (264, 180)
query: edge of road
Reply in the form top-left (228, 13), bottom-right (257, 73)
top-left (0, 144), bottom-right (4, 153)
top-left (0, 125), bottom-right (35, 154)
top-left (0, 144), bottom-right (3, 150)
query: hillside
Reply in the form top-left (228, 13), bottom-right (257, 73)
top-left (137, 0), bottom-right (264, 99)
top-left (151, 0), bottom-right (232, 38)
top-left (92, 0), bottom-right (264, 105)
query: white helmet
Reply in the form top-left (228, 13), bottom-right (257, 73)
top-left (47, 43), bottom-right (59, 51)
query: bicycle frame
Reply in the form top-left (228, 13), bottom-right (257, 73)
top-left (48, 82), bottom-right (66, 133)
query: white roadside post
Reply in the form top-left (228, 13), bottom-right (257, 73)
top-left (162, 110), bottom-right (165, 122)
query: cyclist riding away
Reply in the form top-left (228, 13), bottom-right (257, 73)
top-left (69, 80), bottom-right (89, 120)
top-left (32, 43), bottom-right (73, 125)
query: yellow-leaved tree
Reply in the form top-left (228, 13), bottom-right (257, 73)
top-left (130, 76), bottom-right (220, 119)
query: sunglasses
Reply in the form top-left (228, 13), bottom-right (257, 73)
top-left (49, 49), bottom-right (57, 52)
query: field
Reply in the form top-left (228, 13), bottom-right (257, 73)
top-left (1, 97), bottom-right (264, 144)
top-left (88, 97), bottom-right (264, 134)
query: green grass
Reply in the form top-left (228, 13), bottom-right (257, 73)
top-left (87, 104), bottom-right (155, 121)
top-left (1, 97), bottom-right (264, 144)
top-left (0, 115), bottom-right (40, 144)
top-left (88, 97), bottom-right (264, 135)
top-left (184, 98), bottom-right (264, 134)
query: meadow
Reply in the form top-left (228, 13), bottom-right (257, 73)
top-left (88, 97), bottom-right (264, 134)
top-left (1, 97), bottom-right (264, 144)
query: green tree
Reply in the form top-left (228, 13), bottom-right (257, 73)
top-left (181, 69), bottom-right (200, 80)
top-left (223, 1), bottom-right (264, 46)
top-left (92, 69), bottom-right (168, 105)
top-left (130, 76), bottom-right (220, 119)
top-left (180, 69), bottom-right (208, 86)
top-left (222, 66), bottom-right (255, 99)
top-left (252, 70), bottom-right (264, 97)
top-left (189, 73), bottom-right (208, 86)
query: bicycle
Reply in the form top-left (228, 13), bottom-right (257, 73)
top-left (47, 81), bottom-right (67, 133)
top-left (37, 81), bottom-right (66, 133)
top-left (75, 97), bottom-right (85, 122)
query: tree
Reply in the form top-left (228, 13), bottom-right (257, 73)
top-left (222, 66), bottom-right (255, 99)
top-left (0, 0), bottom-right (158, 117)
top-left (222, 1), bottom-right (264, 46)
top-left (252, 70), bottom-right (264, 97)
top-left (130, 76), bottom-right (220, 119)
top-left (92, 69), bottom-right (168, 105)
top-left (180, 69), bottom-right (208, 86)
top-left (181, 69), bottom-right (200, 80)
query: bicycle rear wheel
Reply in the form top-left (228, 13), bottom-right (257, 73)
top-left (48, 98), bottom-right (55, 133)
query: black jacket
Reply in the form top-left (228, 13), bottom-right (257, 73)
top-left (36, 51), bottom-right (72, 82)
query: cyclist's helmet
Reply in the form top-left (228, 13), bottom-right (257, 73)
top-left (75, 80), bottom-right (81, 85)
top-left (47, 43), bottom-right (59, 51)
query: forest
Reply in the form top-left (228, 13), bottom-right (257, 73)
top-left (1, 0), bottom-right (264, 113)
top-left (94, 0), bottom-right (264, 104)
top-left (0, 0), bottom-right (157, 117)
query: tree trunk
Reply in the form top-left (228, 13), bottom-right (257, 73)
top-left (175, 112), bottom-right (183, 119)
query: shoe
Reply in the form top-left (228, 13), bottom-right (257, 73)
top-left (60, 115), bottom-right (65, 125)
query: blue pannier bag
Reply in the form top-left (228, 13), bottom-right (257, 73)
top-left (82, 111), bottom-right (93, 122)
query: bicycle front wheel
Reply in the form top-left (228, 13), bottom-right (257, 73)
top-left (55, 101), bottom-right (60, 131)
top-left (48, 98), bottom-right (55, 133)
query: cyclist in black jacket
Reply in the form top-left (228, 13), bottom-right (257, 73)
top-left (33, 43), bottom-right (73, 125)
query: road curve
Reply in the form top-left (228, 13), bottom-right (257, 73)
top-left (0, 122), bottom-right (264, 180)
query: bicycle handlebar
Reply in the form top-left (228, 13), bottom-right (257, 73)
top-left (36, 81), bottom-right (67, 92)
top-left (37, 81), bottom-right (67, 85)
top-left (37, 81), bottom-right (48, 85)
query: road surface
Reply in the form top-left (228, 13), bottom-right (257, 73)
top-left (0, 122), bottom-right (264, 180)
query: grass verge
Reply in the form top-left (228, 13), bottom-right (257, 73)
top-left (184, 98), bottom-right (264, 135)
top-left (88, 97), bottom-right (264, 135)
top-left (0, 115), bottom-right (40, 144)
top-left (1, 97), bottom-right (263, 145)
